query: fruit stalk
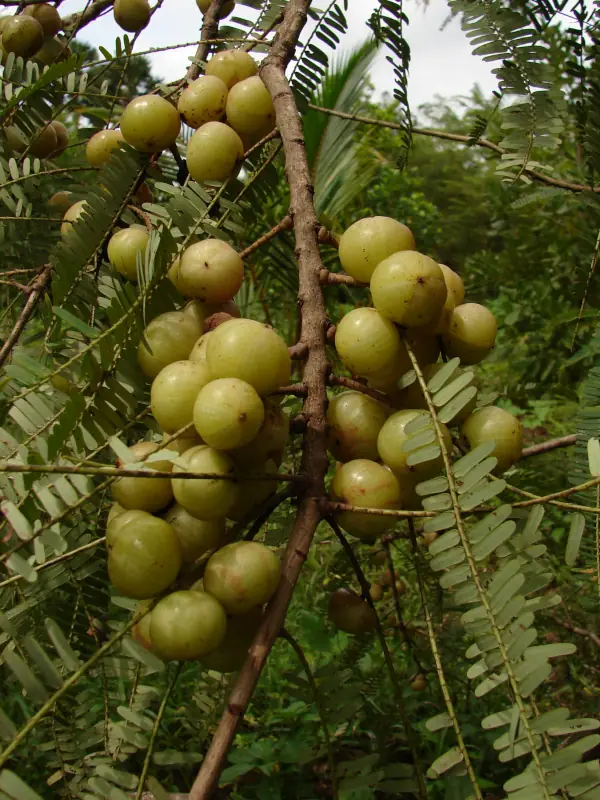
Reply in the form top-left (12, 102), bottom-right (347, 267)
top-left (189, 1), bottom-right (330, 796)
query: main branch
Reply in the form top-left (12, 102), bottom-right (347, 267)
top-left (189, 1), bottom-right (329, 796)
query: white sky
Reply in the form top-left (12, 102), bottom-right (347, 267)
top-left (60, 0), bottom-right (498, 110)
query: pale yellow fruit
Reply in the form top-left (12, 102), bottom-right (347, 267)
top-left (178, 239), bottom-right (244, 303)
top-left (86, 129), bottom-right (124, 167)
top-left (225, 76), bottom-right (275, 139)
top-left (327, 391), bottom-right (389, 463)
top-left (151, 360), bottom-right (213, 433)
top-left (187, 121), bottom-right (243, 183)
top-left (193, 378), bottom-right (265, 450)
top-left (204, 541), bottom-right (281, 615)
top-left (23, 4), bottom-right (61, 37)
top-left (120, 95), bottom-right (181, 153)
top-left (107, 225), bottom-right (149, 282)
top-left (60, 200), bottom-right (87, 241)
top-left (171, 445), bottom-right (238, 520)
top-left (114, 0), bottom-right (150, 31)
top-left (335, 307), bottom-right (409, 380)
top-left (229, 400), bottom-right (289, 468)
top-left (205, 49), bottom-right (257, 89)
top-left (178, 75), bottom-right (228, 129)
top-left (461, 406), bottom-right (522, 473)
top-left (138, 311), bottom-right (202, 379)
top-left (112, 441), bottom-right (174, 513)
top-left (165, 504), bottom-right (225, 564)
top-left (331, 459), bottom-right (400, 539)
top-left (339, 217), bottom-right (416, 283)
top-left (150, 590), bottom-right (227, 660)
top-left (442, 303), bottom-right (497, 365)
top-left (2, 15), bottom-right (44, 58)
top-left (440, 264), bottom-right (465, 306)
top-left (189, 332), bottom-right (212, 365)
top-left (370, 251), bottom-right (448, 328)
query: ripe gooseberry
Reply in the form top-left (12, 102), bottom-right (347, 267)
top-left (461, 406), bottom-right (522, 473)
top-left (178, 75), bottom-right (228, 129)
top-left (113, 0), bottom-right (150, 31)
top-left (206, 318), bottom-right (291, 396)
top-left (335, 307), bottom-right (409, 380)
top-left (203, 541), bottom-right (281, 614)
top-left (328, 589), bottom-right (377, 634)
top-left (60, 200), bottom-right (87, 241)
top-left (164, 504), bottom-right (225, 564)
top-left (200, 606), bottom-right (262, 673)
top-left (137, 310), bottom-right (202, 378)
top-left (151, 360), bottom-right (213, 433)
top-left (107, 225), bottom-right (149, 282)
top-left (187, 121), bottom-right (244, 183)
top-left (23, 4), bottom-right (61, 36)
top-left (150, 590), bottom-right (227, 660)
top-left (440, 264), bottom-right (465, 306)
top-left (105, 507), bottom-right (143, 549)
top-left (370, 251), bottom-right (448, 328)
top-left (331, 459), bottom-right (400, 539)
top-left (2, 15), bottom-right (44, 58)
top-left (205, 49), bottom-right (258, 89)
top-left (112, 441), bottom-right (174, 512)
top-left (225, 76), bottom-right (275, 139)
top-left (178, 239), bottom-right (244, 303)
top-left (442, 303), bottom-right (497, 365)
top-left (377, 410), bottom-right (451, 478)
top-left (171, 445), bottom-right (238, 520)
top-left (338, 216), bottom-right (416, 283)
top-left (189, 332), bottom-right (212, 365)
top-left (193, 378), bottom-right (265, 450)
top-left (229, 399), bottom-right (289, 468)
top-left (327, 391), bottom-right (389, 463)
top-left (108, 512), bottom-right (182, 598)
top-left (120, 95), bottom-right (181, 153)
top-left (85, 129), bottom-right (124, 167)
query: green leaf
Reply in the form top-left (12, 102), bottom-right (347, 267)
top-left (45, 618), bottom-right (81, 671)
top-left (52, 307), bottom-right (99, 339)
top-left (565, 513), bottom-right (585, 566)
top-left (426, 712), bottom-right (453, 732)
top-left (427, 747), bottom-right (464, 779)
top-left (587, 437), bottom-right (600, 476)
top-left (0, 770), bottom-right (44, 800)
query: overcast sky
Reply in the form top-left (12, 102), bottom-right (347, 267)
top-left (60, 0), bottom-right (498, 110)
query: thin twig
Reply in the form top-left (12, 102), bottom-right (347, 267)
top-left (550, 614), bottom-right (600, 649)
top-left (186, 0), bottom-right (226, 84)
top-left (0, 264), bottom-right (51, 368)
top-left (239, 215), bottom-right (293, 260)
top-left (521, 434), bottom-right (577, 458)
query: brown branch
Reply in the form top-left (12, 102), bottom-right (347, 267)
top-left (270, 382), bottom-right (308, 397)
top-left (520, 434), bottom-right (577, 459)
top-left (550, 614), bottom-right (600, 649)
top-left (289, 342), bottom-right (308, 360)
top-left (317, 227), bottom-right (339, 249)
top-left (0, 264), bottom-right (51, 369)
top-left (320, 269), bottom-right (363, 287)
top-left (239, 215), bottom-right (293, 260)
top-left (62, 0), bottom-right (114, 32)
top-left (328, 374), bottom-right (396, 407)
top-left (186, 0), bottom-right (227, 83)
top-left (189, 2), bottom-right (330, 795)
top-left (323, 499), bottom-right (434, 519)
top-left (308, 104), bottom-right (600, 195)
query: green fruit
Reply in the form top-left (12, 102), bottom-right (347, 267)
top-left (107, 501), bottom-right (127, 527)
top-left (335, 307), bottom-right (409, 380)
top-left (164, 504), bottom-right (225, 564)
top-left (327, 391), bottom-right (388, 463)
top-left (370, 251), bottom-right (448, 328)
top-left (23, 4), bottom-right (61, 37)
top-left (29, 123), bottom-right (58, 159)
top-left (377, 410), bottom-right (451, 478)
top-left (187, 121), bottom-right (244, 182)
top-left (47, 190), bottom-right (72, 213)
top-left (331, 459), bottom-right (400, 539)
top-left (4, 125), bottom-right (27, 152)
top-left (229, 399), bottom-right (289, 468)
top-left (442, 303), bottom-right (497, 365)
top-left (206, 318), bottom-right (291, 396)
top-left (197, 0), bottom-right (235, 17)
top-left (189, 332), bottom-right (213, 365)
top-left (204, 541), bottom-right (281, 614)
top-left (461, 406), bottom-right (522, 473)
top-left (200, 606), bottom-right (262, 672)
top-left (225, 76), bottom-right (275, 139)
top-left (227, 459), bottom-right (278, 521)
top-left (151, 359), bottom-right (213, 433)
top-left (112, 441), bottom-right (174, 512)
top-left (205, 48), bottom-right (257, 89)
top-left (2, 15), bottom-right (44, 58)
top-left (178, 239), bottom-right (244, 303)
top-left (138, 310), bottom-right (202, 378)
top-left (106, 506), bottom-right (144, 549)
top-left (113, 0), bottom-right (150, 31)
top-left (150, 590), bottom-right (227, 660)
top-left (50, 120), bottom-right (68, 156)
top-left (107, 224), bottom-right (149, 282)
top-left (178, 75), bottom-right (228, 129)
top-left (108, 512), bottom-right (182, 598)
top-left (338, 216), bottom-right (416, 283)
top-left (132, 599), bottom-right (154, 651)
top-left (193, 378), bottom-right (265, 450)
top-left (410, 674), bottom-right (427, 692)
top-left (328, 589), bottom-right (377, 633)
top-left (120, 95), bottom-right (181, 153)
top-left (182, 300), bottom-right (208, 331)
top-left (35, 35), bottom-right (70, 65)
top-left (440, 264), bottom-right (465, 306)
top-left (60, 200), bottom-right (87, 240)
top-left (172, 445), bottom-right (238, 520)
top-left (86, 129), bottom-right (124, 167)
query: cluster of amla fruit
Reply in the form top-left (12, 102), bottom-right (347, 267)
top-left (325, 216), bottom-right (522, 635)
top-left (104, 226), bottom-right (293, 664)
top-left (111, 0), bottom-right (236, 37)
